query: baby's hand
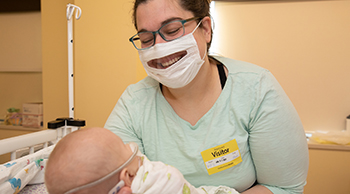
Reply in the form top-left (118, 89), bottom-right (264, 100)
top-left (117, 186), bottom-right (132, 194)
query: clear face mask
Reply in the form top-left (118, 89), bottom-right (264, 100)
top-left (64, 142), bottom-right (139, 194)
top-left (138, 19), bottom-right (206, 89)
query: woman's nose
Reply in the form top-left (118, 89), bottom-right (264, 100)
top-left (154, 33), bottom-right (167, 45)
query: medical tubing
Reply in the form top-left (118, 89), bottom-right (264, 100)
top-left (64, 144), bottom-right (139, 194)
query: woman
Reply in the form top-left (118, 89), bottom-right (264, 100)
top-left (105, 0), bottom-right (309, 193)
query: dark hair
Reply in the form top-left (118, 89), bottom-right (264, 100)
top-left (132, 0), bottom-right (213, 51)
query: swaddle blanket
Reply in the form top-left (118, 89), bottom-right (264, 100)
top-left (131, 156), bottom-right (239, 194)
top-left (0, 145), bottom-right (54, 194)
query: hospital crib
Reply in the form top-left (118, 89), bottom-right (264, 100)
top-left (0, 118), bottom-right (85, 193)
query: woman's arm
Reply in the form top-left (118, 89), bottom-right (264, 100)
top-left (105, 87), bottom-right (145, 153)
top-left (117, 183), bottom-right (272, 194)
top-left (247, 70), bottom-right (309, 194)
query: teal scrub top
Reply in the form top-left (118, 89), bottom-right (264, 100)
top-left (105, 56), bottom-right (309, 193)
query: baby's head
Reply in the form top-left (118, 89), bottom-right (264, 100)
top-left (45, 127), bottom-right (139, 194)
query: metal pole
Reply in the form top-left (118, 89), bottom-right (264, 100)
top-left (66, 4), bottom-right (81, 119)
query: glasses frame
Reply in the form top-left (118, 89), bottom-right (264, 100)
top-left (129, 17), bottom-right (201, 50)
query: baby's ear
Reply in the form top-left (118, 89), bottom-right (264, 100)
top-left (119, 168), bottom-right (133, 187)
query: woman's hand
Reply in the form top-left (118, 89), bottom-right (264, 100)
top-left (117, 187), bottom-right (132, 194)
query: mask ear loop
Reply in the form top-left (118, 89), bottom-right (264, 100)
top-left (191, 19), bottom-right (207, 61)
top-left (64, 143), bottom-right (139, 194)
top-left (191, 18), bottom-right (203, 35)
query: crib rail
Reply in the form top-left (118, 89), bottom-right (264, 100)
top-left (0, 129), bottom-right (58, 159)
top-left (0, 118), bottom-right (85, 161)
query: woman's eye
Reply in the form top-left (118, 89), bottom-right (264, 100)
top-left (164, 27), bottom-right (181, 36)
top-left (141, 38), bottom-right (153, 45)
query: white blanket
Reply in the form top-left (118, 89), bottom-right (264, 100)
top-left (0, 146), bottom-right (54, 194)
top-left (131, 156), bottom-right (239, 194)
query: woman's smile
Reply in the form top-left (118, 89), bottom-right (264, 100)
top-left (147, 51), bottom-right (187, 69)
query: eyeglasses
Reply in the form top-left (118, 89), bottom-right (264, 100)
top-left (129, 17), bottom-right (201, 50)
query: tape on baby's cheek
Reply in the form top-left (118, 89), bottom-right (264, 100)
top-left (108, 180), bottom-right (125, 194)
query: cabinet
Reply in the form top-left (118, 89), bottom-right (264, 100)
top-left (305, 144), bottom-right (350, 194)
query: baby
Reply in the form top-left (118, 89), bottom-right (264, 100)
top-left (45, 127), bottom-right (239, 194)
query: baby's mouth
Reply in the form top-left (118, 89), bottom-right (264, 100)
top-left (147, 51), bottom-right (187, 69)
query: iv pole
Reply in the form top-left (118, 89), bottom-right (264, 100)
top-left (66, 4), bottom-right (81, 119)
top-left (46, 4), bottom-right (85, 139)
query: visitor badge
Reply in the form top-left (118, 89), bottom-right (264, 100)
top-left (201, 139), bottom-right (242, 175)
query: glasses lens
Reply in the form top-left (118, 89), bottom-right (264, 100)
top-left (132, 31), bottom-right (154, 49)
top-left (160, 21), bottom-right (185, 41)
top-left (131, 20), bottom-right (186, 50)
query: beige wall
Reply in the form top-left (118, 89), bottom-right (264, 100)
top-left (0, 72), bottom-right (42, 117)
top-left (42, 0), bottom-right (145, 127)
top-left (0, 12), bottom-right (42, 72)
top-left (41, 0), bottom-right (72, 126)
top-left (73, 0), bottom-right (143, 127)
top-left (0, 12), bottom-right (42, 118)
top-left (212, 0), bottom-right (350, 132)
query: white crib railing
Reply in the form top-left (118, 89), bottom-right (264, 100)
top-left (0, 129), bottom-right (57, 160)
top-left (0, 118), bottom-right (85, 161)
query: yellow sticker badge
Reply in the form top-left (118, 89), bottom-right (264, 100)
top-left (201, 139), bottom-right (242, 175)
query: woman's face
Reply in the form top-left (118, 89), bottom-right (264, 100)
top-left (135, 0), bottom-right (211, 69)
